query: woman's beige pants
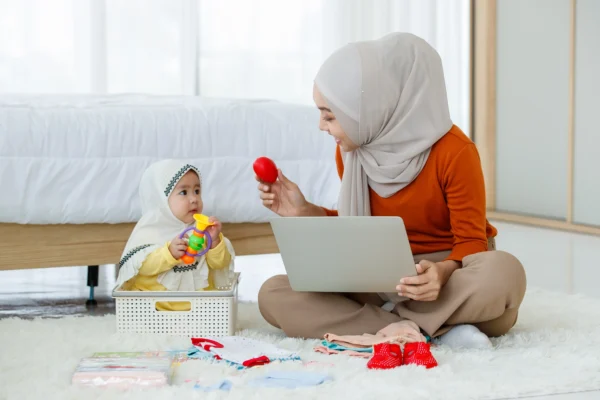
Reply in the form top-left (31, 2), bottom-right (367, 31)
top-left (258, 240), bottom-right (526, 339)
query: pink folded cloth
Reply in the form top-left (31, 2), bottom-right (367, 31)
top-left (72, 370), bottom-right (169, 388)
top-left (376, 320), bottom-right (427, 343)
top-left (315, 320), bottom-right (427, 357)
top-left (313, 346), bottom-right (372, 358)
top-left (71, 353), bottom-right (174, 389)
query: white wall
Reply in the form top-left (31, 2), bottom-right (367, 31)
top-left (496, 0), bottom-right (570, 220)
top-left (573, 0), bottom-right (600, 226)
top-left (494, 0), bottom-right (600, 226)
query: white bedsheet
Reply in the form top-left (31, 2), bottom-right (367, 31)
top-left (0, 95), bottom-right (340, 224)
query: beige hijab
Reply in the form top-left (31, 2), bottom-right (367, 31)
top-left (314, 33), bottom-right (453, 216)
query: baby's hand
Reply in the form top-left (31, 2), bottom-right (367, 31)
top-left (169, 237), bottom-right (188, 259)
top-left (206, 216), bottom-right (222, 248)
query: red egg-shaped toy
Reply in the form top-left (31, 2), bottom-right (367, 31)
top-left (253, 157), bottom-right (278, 183)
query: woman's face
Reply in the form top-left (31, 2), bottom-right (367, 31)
top-left (313, 84), bottom-right (359, 152)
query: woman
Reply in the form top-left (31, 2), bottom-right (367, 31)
top-left (256, 33), bottom-right (526, 349)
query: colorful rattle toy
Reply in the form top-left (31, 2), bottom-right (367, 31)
top-left (253, 156), bottom-right (278, 184)
top-left (178, 214), bottom-right (213, 264)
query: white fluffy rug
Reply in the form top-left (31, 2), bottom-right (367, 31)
top-left (2, 287), bottom-right (600, 400)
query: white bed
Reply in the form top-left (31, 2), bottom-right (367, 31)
top-left (0, 94), bottom-right (340, 270)
top-left (0, 94), bottom-right (339, 224)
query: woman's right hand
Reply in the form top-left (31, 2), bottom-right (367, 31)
top-left (257, 169), bottom-right (309, 217)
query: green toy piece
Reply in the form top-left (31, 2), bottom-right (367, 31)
top-left (189, 235), bottom-right (205, 251)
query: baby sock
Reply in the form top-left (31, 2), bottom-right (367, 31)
top-left (403, 342), bottom-right (438, 369)
top-left (367, 343), bottom-right (403, 370)
top-left (434, 324), bottom-right (492, 349)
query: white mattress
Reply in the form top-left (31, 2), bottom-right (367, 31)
top-left (0, 95), bottom-right (340, 224)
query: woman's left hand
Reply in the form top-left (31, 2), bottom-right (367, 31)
top-left (206, 216), bottom-right (222, 248)
top-left (396, 260), bottom-right (460, 301)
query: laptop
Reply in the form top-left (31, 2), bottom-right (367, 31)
top-left (269, 216), bottom-right (417, 293)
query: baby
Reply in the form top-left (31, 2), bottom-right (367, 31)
top-left (115, 160), bottom-right (235, 311)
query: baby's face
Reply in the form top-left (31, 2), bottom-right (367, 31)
top-left (168, 171), bottom-right (203, 224)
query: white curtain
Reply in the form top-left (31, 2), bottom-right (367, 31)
top-left (0, 0), bottom-right (471, 133)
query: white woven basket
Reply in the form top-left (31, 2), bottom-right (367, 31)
top-left (112, 273), bottom-right (239, 337)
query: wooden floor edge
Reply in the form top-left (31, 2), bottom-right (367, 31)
top-left (488, 211), bottom-right (600, 236)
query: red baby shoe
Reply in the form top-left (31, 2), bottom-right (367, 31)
top-left (367, 342), bottom-right (403, 370)
top-left (403, 342), bottom-right (438, 369)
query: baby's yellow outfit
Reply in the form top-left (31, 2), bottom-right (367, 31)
top-left (122, 233), bottom-right (231, 311)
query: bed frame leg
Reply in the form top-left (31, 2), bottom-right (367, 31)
top-left (86, 265), bottom-right (99, 308)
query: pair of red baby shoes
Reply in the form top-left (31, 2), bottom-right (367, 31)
top-left (367, 342), bottom-right (438, 370)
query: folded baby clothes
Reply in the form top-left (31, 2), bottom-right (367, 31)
top-left (187, 346), bottom-right (219, 360)
top-left (71, 352), bottom-right (177, 388)
top-left (324, 320), bottom-right (426, 348)
top-left (248, 371), bottom-right (332, 389)
top-left (191, 337), bottom-right (300, 368)
top-left (376, 320), bottom-right (427, 343)
top-left (187, 346), bottom-right (257, 370)
top-left (318, 341), bottom-right (373, 353)
top-left (314, 320), bottom-right (428, 362)
top-left (313, 346), bottom-right (371, 358)
top-left (313, 340), bottom-right (372, 358)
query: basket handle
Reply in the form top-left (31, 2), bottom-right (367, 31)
top-left (153, 300), bottom-right (192, 313)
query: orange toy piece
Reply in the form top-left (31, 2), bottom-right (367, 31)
top-left (179, 214), bottom-right (214, 264)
